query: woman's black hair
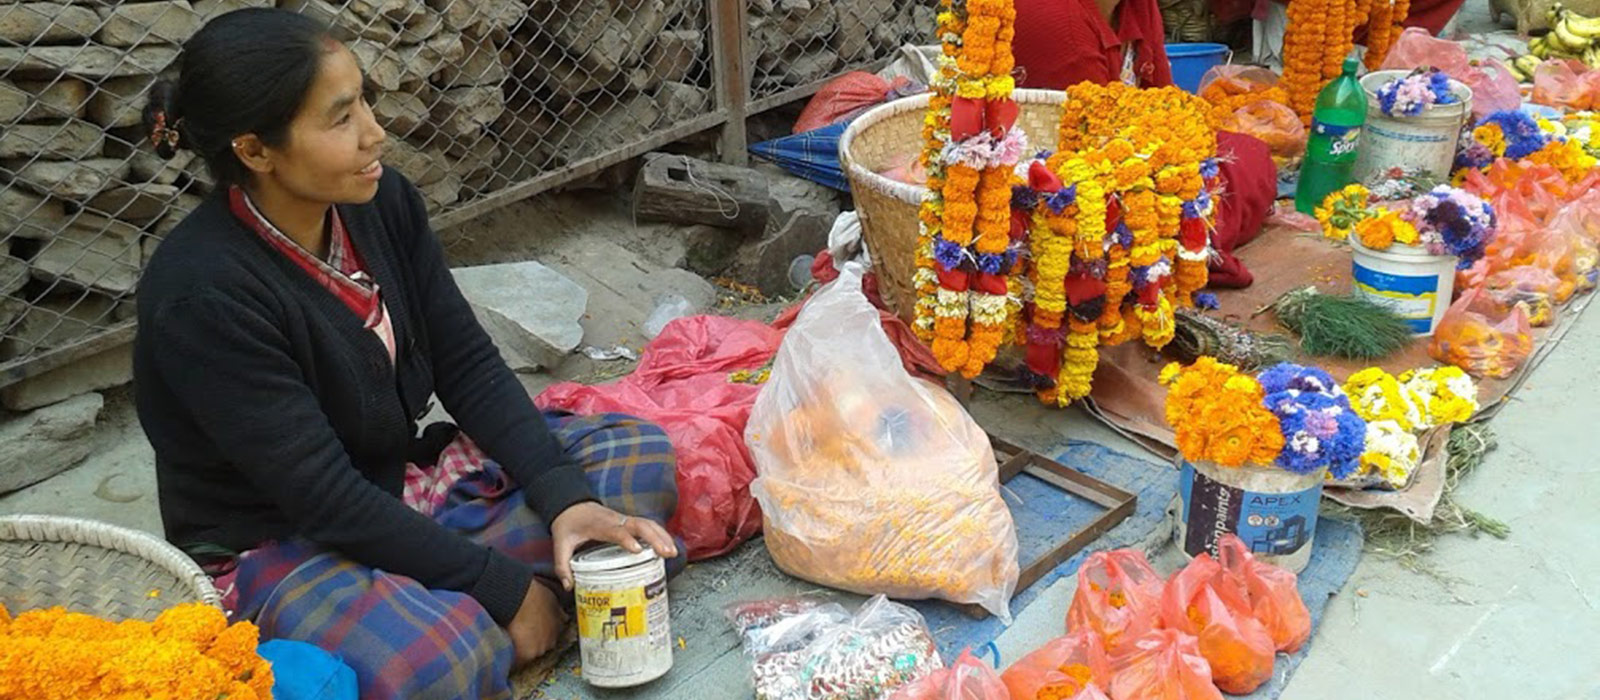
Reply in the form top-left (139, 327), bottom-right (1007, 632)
top-left (141, 8), bottom-right (334, 189)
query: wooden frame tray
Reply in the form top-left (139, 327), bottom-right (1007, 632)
top-left (961, 436), bottom-right (1140, 619)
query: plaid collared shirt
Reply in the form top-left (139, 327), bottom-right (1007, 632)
top-left (228, 186), bottom-right (396, 363)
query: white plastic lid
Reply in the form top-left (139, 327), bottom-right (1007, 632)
top-left (570, 544), bottom-right (659, 574)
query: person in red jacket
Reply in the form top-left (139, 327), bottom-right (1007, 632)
top-left (1013, 0), bottom-right (1278, 287)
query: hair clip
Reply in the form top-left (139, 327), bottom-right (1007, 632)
top-left (150, 111), bottom-right (182, 150)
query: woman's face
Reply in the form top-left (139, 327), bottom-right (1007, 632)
top-left (258, 43), bottom-right (386, 205)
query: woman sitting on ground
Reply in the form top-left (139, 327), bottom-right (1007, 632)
top-left (133, 9), bottom-right (682, 699)
top-left (1013, 0), bottom-right (1280, 287)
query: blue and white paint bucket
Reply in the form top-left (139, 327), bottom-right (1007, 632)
top-left (1350, 236), bottom-right (1458, 336)
top-left (1177, 460), bottom-right (1325, 573)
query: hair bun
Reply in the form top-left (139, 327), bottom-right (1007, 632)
top-left (141, 80), bottom-right (185, 160)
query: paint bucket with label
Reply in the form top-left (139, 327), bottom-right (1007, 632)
top-left (572, 545), bottom-right (673, 688)
top-left (1176, 461), bottom-right (1325, 573)
top-left (1350, 235), bottom-right (1458, 336)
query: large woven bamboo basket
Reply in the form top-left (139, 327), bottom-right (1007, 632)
top-left (0, 515), bottom-right (221, 620)
top-left (840, 89), bottom-right (1067, 327)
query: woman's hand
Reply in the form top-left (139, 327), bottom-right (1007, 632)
top-left (507, 582), bottom-right (564, 667)
top-left (550, 502), bottom-right (678, 591)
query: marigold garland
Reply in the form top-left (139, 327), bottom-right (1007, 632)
top-left (1283, 0), bottom-right (1401, 123)
top-left (0, 602), bottom-right (274, 700)
top-left (1011, 83), bottom-right (1217, 406)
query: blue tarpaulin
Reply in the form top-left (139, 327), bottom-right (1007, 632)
top-left (748, 122), bottom-right (851, 192)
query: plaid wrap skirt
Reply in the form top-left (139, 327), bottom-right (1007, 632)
top-left (219, 412), bottom-right (681, 700)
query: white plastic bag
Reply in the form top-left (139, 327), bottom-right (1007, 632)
top-left (746, 263), bottom-right (1020, 621)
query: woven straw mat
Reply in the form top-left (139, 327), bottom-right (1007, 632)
top-left (840, 89), bottom-right (1067, 327)
top-left (0, 515), bottom-right (221, 621)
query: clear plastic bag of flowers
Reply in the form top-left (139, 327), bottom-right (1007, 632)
top-left (728, 594), bottom-right (944, 700)
top-left (746, 263), bottom-right (1021, 621)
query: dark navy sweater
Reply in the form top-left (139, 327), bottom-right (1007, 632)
top-left (134, 168), bottom-right (590, 625)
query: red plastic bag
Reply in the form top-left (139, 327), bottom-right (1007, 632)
top-left (888, 650), bottom-right (1009, 700)
top-left (1215, 535), bottom-right (1311, 654)
top-left (794, 72), bottom-right (909, 134)
top-left (1001, 630), bottom-right (1114, 700)
top-left (1067, 550), bottom-right (1165, 654)
top-left (1158, 555), bottom-right (1275, 694)
top-left (1379, 29), bottom-right (1520, 118)
top-left (1106, 630), bottom-right (1225, 700)
top-left (1428, 289), bottom-right (1535, 379)
top-left (1482, 266), bottom-right (1562, 326)
top-left (537, 316), bottom-right (779, 560)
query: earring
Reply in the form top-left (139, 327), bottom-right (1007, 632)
top-left (231, 139), bottom-right (240, 149)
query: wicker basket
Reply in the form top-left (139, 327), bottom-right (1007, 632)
top-left (840, 89), bottom-right (1067, 327)
top-left (0, 515), bottom-right (221, 620)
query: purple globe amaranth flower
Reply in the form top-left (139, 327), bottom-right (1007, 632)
top-left (1012, 184), bottom-right (1040, 211)
top-left (1200, 158), bottom-right (1220, 180)
top-left (1195, 292), bottom-right (1220, 310)
top-left (976, 252), bottom-right (1007, 275)
top-left (1047, 186), bottom-right (1077, 214)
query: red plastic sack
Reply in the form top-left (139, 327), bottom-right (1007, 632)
top-left (1001, 630), bottom-right (1114, 700)
top-left (888, 650), bottom-right (1009, 700)
top-left (1215, 535), bottom-right (1311, 654)
top-left (794, 72), bottom-right (907, 134)
top-left (1158, 555), bottom-right (1275, 694)
top-left (1067, 550), bottom-right (1165, 654)
top-left (1105, 630), bottom-right (1225, 700)
top-left (1379, 28), bottom-right (1520, 119)
top-left (537, 316), bottom-right (780, 560)
top-left (1428, 289), bottom-right (1535, 379)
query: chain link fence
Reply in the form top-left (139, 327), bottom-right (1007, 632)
top-left (0, 0), bottom-right (930, 394)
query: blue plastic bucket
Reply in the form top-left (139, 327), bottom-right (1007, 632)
top-left (1167, 43), bottom-right (1229, 93)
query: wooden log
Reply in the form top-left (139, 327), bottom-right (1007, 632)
top-left (0, 45), bottom-right (178, 79)
top-left (0, 3), bottom-right (100, 44)
top-left (0, 120), bottom-right (104, 160)
top-left (633, 152), bottom-right (770, 231)
top-left (96, 1), bottom-right (204, 47)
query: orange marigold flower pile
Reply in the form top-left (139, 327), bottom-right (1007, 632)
top-left (1159, 358), bottom-right (1285, 468)
top-left (0, 602), bottom-right (274, 700)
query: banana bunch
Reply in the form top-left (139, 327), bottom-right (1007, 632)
top-left (1507, 53), bottom-right (1546, 81)
top-left (1528, 2), bottom-right (1600, 69)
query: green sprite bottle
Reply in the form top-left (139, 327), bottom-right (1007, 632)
top-left (1295, 57), bottom-right (1367, 215)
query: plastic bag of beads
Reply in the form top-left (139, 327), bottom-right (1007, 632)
top-left (1065, 550), bottom-right (1165, 654)
top-left (1000, 629), bottom-right (1113, 700)
top-left (1157, 555), bottom-right (1275, 694)
top-left (886, 649), bottom-right (1009, 700)
top-left (725, 596), bottom-right (851, 658)
top-left (1105, 630), bottom-right (1225, 700)
top-left (733, 595), bottom-right (943, 700)
top-left (747, 264), bottom-right (1021, 621)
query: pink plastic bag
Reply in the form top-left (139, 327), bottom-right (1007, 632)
top-left (1483, 266), bottom-right (1562, 326)
top-left (888, 650), bottom-right (1009, 700)
top-left (1532, 59), bottom-right (1600, 112)
top-left (1157, 555), bottom-right (1275, 695)
top-left (1001, 630), bottom-right (1114, 700)
top-left (1067, 550), bottom-right (1165, 654)
top-left (1106, 630), bottom-right (1225, 700)
top-left (1429, 289), bottom-right (1535, 379)
top-left (1379, 29), bottom-right (1520, 118)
